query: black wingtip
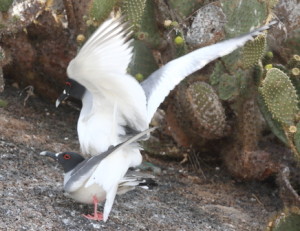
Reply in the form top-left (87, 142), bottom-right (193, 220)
top-left (138, 178), bottom-right (158, 190)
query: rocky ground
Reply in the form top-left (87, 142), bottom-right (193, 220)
top-left (0, 86), bottom-right (282, 231)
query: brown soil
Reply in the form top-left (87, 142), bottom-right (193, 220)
top-left (0, 86), bottom-right (282, 231)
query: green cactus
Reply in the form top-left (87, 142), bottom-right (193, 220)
top-left (177, 81), bottom-right (227, 139)
top-left (252, 63), bottom-right (264, 86)
top-left (267, 0), bottom-right (279, 9)
top-left (122, 0), bottom-right (146, 31)
top-left (209, 61), bottom-right (225, 86)
top-left (122, 0), bottom-right (159, 46)
top-left (217, 69), bottom-right (250, 101)
top-left (221, 49), bottom-right (243, 73)
top-left (218, 73), bottom-right (239, 101)
top-left (259, 68), bottom-right (299, 126)
top-left (0, 0), bottom-right (13, 12)
top-left (0, 99), bottom-right (7, 107)
top-left (266, 207), bottom-right (300, 231)
top-left (136, 0), bottom-right (163, 48)
top-left (127, 40), bottom-right (158, 80)
top-left (89, 0), bottom-right (118, 24)
top-left (257, 94), bottom-right (288, 144)
top-left (220, 0), bottom-right (268, 38)
top-left (168, 0), bottom-right (204, 19)
top-left (242, 34), bottom-right (267, 68)
top-left (294, 122), bottom-right (300, 155)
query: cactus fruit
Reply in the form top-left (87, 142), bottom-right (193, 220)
top-left (265, 64), bottom-right (273, 70)
top-left (291, 68), bottom-right (300, 77)
top-left (122, 0), bottom-right (146, 31)
top-left (174, 36), bottom-right (184, 45)
top-left (259, 68), bottom-right (299, 126)
top-left (174, 34), bottom-right (188, 57)
top-left (135, 73), bottom-right (144, 82)
top-left (76, 34), bottom-right (85, 44)
top-left (242, 34), bottom-right (267, 68)
top-left (262, 51), bottom-right (274, 66)
top-left (288, 55), bottom-right (300, 69)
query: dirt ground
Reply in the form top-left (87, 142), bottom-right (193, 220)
top-left (0, 86), bottom-right (283, 231)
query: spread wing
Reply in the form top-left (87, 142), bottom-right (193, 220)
top-left (67, 17), bottom-right (148, 131)
top-left (141, 21), bottom-right (277, 122)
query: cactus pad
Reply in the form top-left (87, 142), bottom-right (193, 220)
top-left (293, 122), bottom-right (300, 159)
top-left (89, 0), bottom-right (118, 24)
top-left (127, 40), bottom-right (158, 80)
top-left (267, 207), bottom-right (300, 231)
top-left (0, 0), bottom-right (13, 12)
top-left (210, 61), bottom-right (225, 86)
top-left (217, 69), bottom-right (248, 101)
top-left (177, 81), bottom-right (227, 139)
top-left (220, 0), bottom-right (268, 38)
top-left (122, 0), bottom-right (146, 31)
top-left (168, 0), bottom-right (204, 19)
top-left (259, 68), bottom-right (299, 125)
top-left (242, 34), bottom-right (266, 68)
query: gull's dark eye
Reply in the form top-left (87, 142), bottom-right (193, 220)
top-left (63, 154), bottom-right (71, 160)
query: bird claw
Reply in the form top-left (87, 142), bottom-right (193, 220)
top-left (82, 212), bottom-right (103, 221)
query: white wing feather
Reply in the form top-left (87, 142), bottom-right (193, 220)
top-left (68, 17), bottom-right (148, 135)
top-left (142, 21), bottom-right (277, 122)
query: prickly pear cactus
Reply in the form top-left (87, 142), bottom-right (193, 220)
top-left (266, 207), bottom-right (300, 231)
top-left (122, 0), bottom-right (162, 49)
top-left (89, 0), bottom-right (118, 24)
top-left (209, 62), bottom-right (225, 86)
top-left (0, 0), bottom-right (13, 12)
top-left (258, 64), bottom-right (300, 161)
top-left (137, 0), bottom-right (163, 48)
top-left (259, 68), bottom-right (299, 126)
top-left (168, 0), bottom-right (204, 19)
top-left (122, 0), bottom-right (147, 31)
top-left (127, 40), bottom-right (158, 81)
top-left (243, 34), bottom-right (267, 68)
top-left (179, 81), bottom-right (227, 139)
top-left (294, 122), bottom-right (300, 154)
top-left (166, 79), bottom-right (227, 147)
top-left (217, 69), bottom-right (250, 101)
top-left (257, 94), bottom-right (288, 144)
top-left (220, 0), bottom-right (268, 37)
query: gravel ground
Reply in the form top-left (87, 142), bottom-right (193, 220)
top-left (0, 86), bottom-right (282, 231)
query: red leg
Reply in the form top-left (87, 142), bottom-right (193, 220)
top-left (82, 196), bottom-right (103, 221)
